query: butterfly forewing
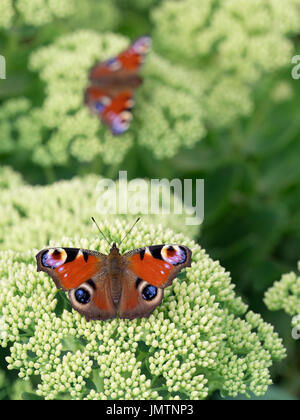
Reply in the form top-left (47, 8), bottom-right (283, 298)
top-left (125, 245), bottom-right (192, 288)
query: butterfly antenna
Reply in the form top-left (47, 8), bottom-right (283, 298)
top-left (120, 217), bottom-right (141, 245)
top-left (91, 217), bottom-right (111, 246)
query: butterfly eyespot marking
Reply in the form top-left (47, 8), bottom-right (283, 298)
top-left (69, 280), bottom-right (96, 309)
top-left (75, 288), bottom-right (91, 304)
top-left (161, 245), bottom-right (187, 266)
top-left (133, 37), bottom-right (152, 54)
top-left (136, 278), bottom-right (163, 305)
top-left (42, 248), bottom-right (67, 268)
top-left (111, 113), bottom-right (131, 135)
top-left (142, 285), bottom-right (157, 301)
top-left (106, 58), bottom-right (122, 71)
top-left (94, 97), bottom-right (111, 113)
top-left (95, 102), bottom-right (105, 112)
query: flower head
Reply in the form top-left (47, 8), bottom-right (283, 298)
top-left (0, 166), bottom-right (25, 190)
top-left (0, 0), bottom-right (14, 28)
top-left (2, 31), bottom-right (205, 173)
top-left (0, 0), bottom-right (75, 27)
top-left (151, 0), bottom-right (300, 127)
top-left (0, 173), bottom-right (198, 252)
top-left (0, 219), bottom-right (285, 399)
top-left (265, 262), bottom-right (300, 317)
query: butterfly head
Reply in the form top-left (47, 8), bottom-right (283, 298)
top-left (91, 217), bottom-right (141, 253)
top-left (110, 242), bottom-right (120, 255)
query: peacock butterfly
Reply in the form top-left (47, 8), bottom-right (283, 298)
top-left (84, 35), bottom-right (151, 135)
top-left (36, 218), bottom-right (192, 321)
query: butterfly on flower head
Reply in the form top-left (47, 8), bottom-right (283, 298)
top-left (36, 218), bottom-right (192, 321)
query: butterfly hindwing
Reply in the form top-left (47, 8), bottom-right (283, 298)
top-left (36, 248), bottom-right (116, 321)
top-left (85, 87), bottom-right (135, 135)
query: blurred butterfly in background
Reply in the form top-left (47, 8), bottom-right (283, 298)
top-left (84, 36), bottom-right (151, 135)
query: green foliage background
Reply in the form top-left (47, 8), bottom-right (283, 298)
top-left (0, 0), bottom-right (300, 400)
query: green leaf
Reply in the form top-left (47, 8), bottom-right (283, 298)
top-left (22, 392), bottom-right (44, 400)
top-left (0, 75), bottom-right (30, 98)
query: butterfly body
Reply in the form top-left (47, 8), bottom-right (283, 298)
top-left (89, 74), bottom-right (142, 90)
top-left (36, 242), bottom-right (192, 321)
top-left (85, 36), bottom-right (151, 135)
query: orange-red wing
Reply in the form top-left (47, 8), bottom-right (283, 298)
top-left (89, 36), bottom-right (151, 79)
top-left (102, 91), bottom-right (132, 117)
top-left (118, 271), bottom-right (161, 320)
top-left (127, 252), bottom-right (170, 287)
top-left (85, 86), bottom-right (134, 135)
top-left (85, 86), bottom-right (109, 103)
top-left (125, 245), bottom-right (192, 288)
top-left (36, 248), bottom-right (103, 290)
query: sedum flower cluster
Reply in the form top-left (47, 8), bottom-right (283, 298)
top-left (0, 220), bottom-right (285, 399)
top-left (264, 262), bottom-right (300, 319)
top-left (1, 0), bottom-right (299, 173)
top-left (0, 0), bottom-right (163, 30)
top-left (0, 31), bottom-right (205, 171)
top-left (0, 0), bottom-right (75, 28)
top-left (2, 0), bottom-right (299, 173)
top-left (151, 0), bottom-right (300, 127)
top-left (0, 0), bottom-right (14, 29)
top-left (0, 171), bottom-right (198, 252)
top-left (0, 166), bottom-right (25, 190)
